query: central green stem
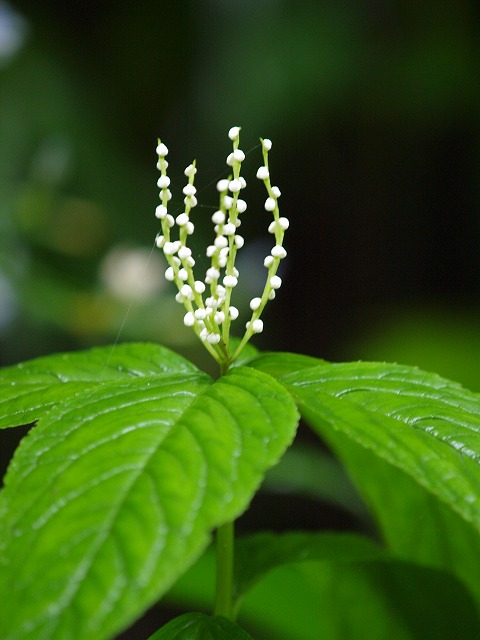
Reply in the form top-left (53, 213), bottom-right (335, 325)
top-left (214, 520), bottom-right (235, 619)
top-left (214, 360), bottom-right (235, 619)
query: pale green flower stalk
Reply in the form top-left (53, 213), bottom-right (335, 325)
top-left (154, 127), bottom-right (288, 372)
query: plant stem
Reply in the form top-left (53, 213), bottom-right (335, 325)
top-left (219, 357), bottom-right (230, 377)
top-left (214, 520), bottom-right (235, 619)
top-left (214, 359), bottom-right (235, 619)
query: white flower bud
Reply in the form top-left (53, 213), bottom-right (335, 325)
top-left (194, 280), bottom-right (206, 293)
top-left (226, 153), bottom-right (235, 166)
top-left (178, 246), bottom-right (192, 259)
top-left (278, 217), bottom-right (290, 230)
top-left (223, 222), bottom-right (236, 236)
top-left (250, 297), bottom-right (262, 310)
top-left (178, 268), bottom-right (188, 281)
top-left (184, 195), bottom-right (198, 207)
top-left (184, 164), bottom-right (197, 177)
top-left (264, 255), bottom-right (274, 267)
top-left (207, 333), bottom-right (221, 344)
top-left (223, 275), bottom-right (238, 288)
top-left (186, 221), bottom-right (195, 234)
top-left (163, 241), bottom-right (179, 255)
top-left (180, 284), bottom-right (194, 300)
top-left (206, 267), bottom-right (220, 281)
top-left (223, 195), bottom-right (233, 209)
top-left (236, 199), bottom-right (247, 213)
top-left (271, 245), bottom-right (287, 259)
top-left (195, 308), bottom-right (207, 320)
top-left (176, 213), bottom-right (189, 226)
top-left (155, 205), bottom-right (168, 219)
top-left (184, 312), bottom-right (195, 327)
top-left (234, 235), bottom-right (245, 248)
top-left (233, 149), bottom-right (245, 162)
top-left (157, 175), bottom-right (170, 188)
top-left (214, 236), bottom-right (228, 248)
top-left (229, 306), bottom-right (239, 320)
top-left (270, 275), bottom-right (282, 289)
top-left (265, 197), bottom-right (276, 212)
top-left (217, 179), bottom-right (229, 192)
top-left (229, 179), bottom-right (242, 193)
top-left (183, 184), bottom-right (197, 196)
top-left (156, 142), bottom-right (169, 156)
top-left (262, 139), bottom-right (272, 151)
top-left (228, 126), bottom-right (241, 140)
top-left (214, 311), bottom-right (225, 324)
top-left (212, 210), bottom-right (225, 224)
top-left (165, 266), bottom-right (175, 281)
top-left (248, 319), bottom-right (264, 333)
top-left (256, 166), bottom-right (269, 180)
top-left (271, 186), bottom-right (281, 198)
top-left (155, 234), bottom-right (165, 248)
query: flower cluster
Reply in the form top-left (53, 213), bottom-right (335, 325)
top-left (155, 126), bottom-right (288, 368)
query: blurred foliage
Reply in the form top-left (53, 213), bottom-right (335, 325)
top-left (344, 302), bottom-right (480, 391)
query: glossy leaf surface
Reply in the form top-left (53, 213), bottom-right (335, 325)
top-left (246, 352), bottom-right (322, 378)
top-left (250, 356), bottom-right (480, 602)
top-left (0, 342), bottom-right (198, 429)
top-left (233, 531), bottom-right (381, 608)
top-left (0, 361), bottom-right (298, 640)
top-left (286, 362), bottom-right (480, 527)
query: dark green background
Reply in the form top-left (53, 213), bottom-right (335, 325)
top-left (1, 0), bottom-right (479, 383)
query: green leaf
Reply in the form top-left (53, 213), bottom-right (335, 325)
top-left (251, 356), bottom-right (480, 603)
top-left (286, 361), bottom-right (480, 525)
top-left (147, 612), bottom-right (253, 640)
top-left (239, 559), bottom-right (480, 640)
top-left (166, 545), bottom-right (480, 639)
top-left (248, 352), bottom-right (322, 378)
top-left (0, 365), bottom-right (298, 640)
top-left (0, 342), bottom-right (198, 429)
top-left (262, 444), bottom-right (370, 521)
top-left (233, 531), bottom-right (381, 610)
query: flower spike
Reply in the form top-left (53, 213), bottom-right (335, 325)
top-left (154, 128), bottom-right (288, 369)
